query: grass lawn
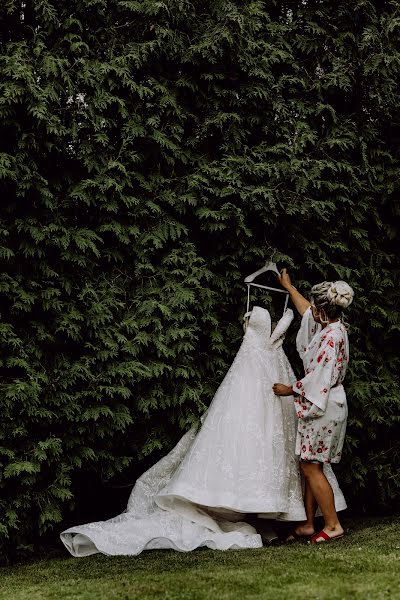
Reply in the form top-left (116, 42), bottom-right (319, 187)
top-left (0, 517), bottom-right (399, 600)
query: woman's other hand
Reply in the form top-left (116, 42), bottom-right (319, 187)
top-left (272, 383), bottom-right (293, 396)
top-left (277, 268), bottom-right (292, 291)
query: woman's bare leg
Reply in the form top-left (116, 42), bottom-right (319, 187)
top-left (300, 462), bottom-right (344, 537)
top-left (303, 479), bottom-right (318, 530)
top-left (288, 480), bottom-right (316, 539)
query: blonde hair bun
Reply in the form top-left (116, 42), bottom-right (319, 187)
top-left (326, 281), bottom-right (354, 309)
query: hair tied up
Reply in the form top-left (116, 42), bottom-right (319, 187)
top-left (326, 281), bottom-right (354, 309)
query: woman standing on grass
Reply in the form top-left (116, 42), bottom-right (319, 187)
top-left (273, 270), bottom-right (354, 543)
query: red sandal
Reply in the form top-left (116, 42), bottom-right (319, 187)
top-left (309, 530), bottom-right (344, 544)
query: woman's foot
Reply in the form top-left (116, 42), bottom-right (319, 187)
top-left (309, 525), bottom-right (344, 544)
top-left (285, 523), bottom-right (315, 542)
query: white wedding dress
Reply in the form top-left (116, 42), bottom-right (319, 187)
top-left (61, 306), bottom-right (346, 556)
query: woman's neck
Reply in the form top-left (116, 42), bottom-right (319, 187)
top-left (321, 318), bottom-right (340, 329)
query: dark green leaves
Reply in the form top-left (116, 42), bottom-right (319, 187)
top-left (0, 0), bottom-right (399, 558)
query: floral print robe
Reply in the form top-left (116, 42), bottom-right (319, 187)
top-left (293, 307), bottom-right (349, 464)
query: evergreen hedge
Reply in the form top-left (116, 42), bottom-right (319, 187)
top-left (0, 0), bottom-right (399, 557)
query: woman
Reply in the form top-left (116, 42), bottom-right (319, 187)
top-left (273, 269), bottom-right (354, 543)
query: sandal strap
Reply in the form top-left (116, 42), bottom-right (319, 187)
top-left (311, 530), bottom-right (331, 543)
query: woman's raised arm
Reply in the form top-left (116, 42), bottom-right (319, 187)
top-left (277, 268), bottom-right (310, 316)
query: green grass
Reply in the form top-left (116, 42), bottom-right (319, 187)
top-left (0, 518), bottom-right (399, 600)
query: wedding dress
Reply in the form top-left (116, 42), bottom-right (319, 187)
top-left (61, 306), bottom-right (346, 557)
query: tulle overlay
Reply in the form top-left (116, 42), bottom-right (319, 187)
top-left (61, 307), bottom-right (346, 557)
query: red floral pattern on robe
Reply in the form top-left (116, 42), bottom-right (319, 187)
top-left (294, 307), bottom-right (349, 463)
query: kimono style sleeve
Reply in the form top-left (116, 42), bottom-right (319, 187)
top-left (293, 335), bottom-right (339, 415)
top-left (296, 306), bottom-right (320, 361)
top-left (293, 395), bottom-right (325, 420)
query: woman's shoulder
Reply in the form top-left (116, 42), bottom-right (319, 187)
top-left (321, 322), bottom-right (347, 344)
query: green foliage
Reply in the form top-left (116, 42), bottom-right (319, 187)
top-left (0, 0), bottom-right (399, 557)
